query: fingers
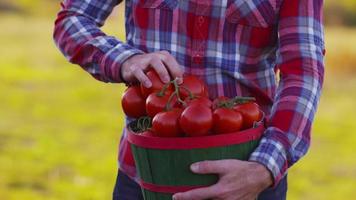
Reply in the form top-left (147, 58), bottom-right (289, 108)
top-left (131, 66), bottom-right (152, 88)
top-left (173, 185), bottom-right (219, 200)
top-left (157, 51), bottom-right (184, 82)
top-left (191, 160), bottom-right (239, 175)
top-left (121, 51), bottom-right (183, 86)
top-left (149, 55), bottom-right (170, 83)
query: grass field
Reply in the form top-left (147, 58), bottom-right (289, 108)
top-left (0, 9), bottom-right (356, 200)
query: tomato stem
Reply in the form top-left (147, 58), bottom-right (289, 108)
top-left (216, 96), bottom-right (255, 109)
top-left (217, 99), bottom-right (234, 108)
top-left (157, 81), bottom-right (173, 97)
top-left (164, 79), bottom-right (187, 110)
top-left (132, 116), bottom-right (152, 133)
top-left (173, 79), bottom-right (187, 106)
top-left (232, 96), bottom-right (256, 104)
top-left (143, 116), bottom-right (151, 130)
top-left (165, 91), bottom-right (176, 111)
top-left (137, 117), bottom-right (143, 131)
top-left (179, 85), bottom-right (195, 99)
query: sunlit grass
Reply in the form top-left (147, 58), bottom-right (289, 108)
top-left (0, 7), bottom-right (356, 199)
top-left (288, 73), bottom-right (356, 199)
top-left (0, 11), bottom-right (127, 199)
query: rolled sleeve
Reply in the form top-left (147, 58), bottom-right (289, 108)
top-left (249, 0), bottom-right (325, 186)
top-left (53, 0), bottom-right (143, 83)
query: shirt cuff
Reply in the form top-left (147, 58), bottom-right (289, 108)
top-left (100, 43), bottom-right (144, 83)
top-left (249, 127), bottom-right (289, 187)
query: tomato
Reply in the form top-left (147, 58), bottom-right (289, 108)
top-left (141, 70), bottom-right (172, 98)
top-left (179, 75), bottom-right (207, 99)
top-left (179, 105), bottom-right (213, 137)
top-left (212, 96), bottom-right (230, 109)
top-left (121, 86), bottom-right (146, 118)
top-left (184, 96), bottom-right (212, 108)
top-left (146, 91), bottom-right (176, 118)
top-left (152, 108), bottom-right (183, 137)
top-left (233, 102), bottom-right (262, 129)
top-left (213, 108), bottom-right (243, 134)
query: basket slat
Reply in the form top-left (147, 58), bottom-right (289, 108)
top-left (131, 140), bottom-right (260, 186)
top-left (128, 120), bottom-right (265, 199)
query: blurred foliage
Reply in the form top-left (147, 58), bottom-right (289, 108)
top-left (0, 0), bottom-right (58, 17)
top-left (2, 0), bottom-right (356, 26)
top-left (324, 0), bottom-right (356, 26)
top-left (0, 1), bottom-right (356, 200)
top-left (0, 6), bottom-right (126, 200)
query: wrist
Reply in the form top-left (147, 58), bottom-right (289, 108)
top-left (248, 162), bottom-right (273, 189)
top-left (120, 58), bottom-right (130, 83)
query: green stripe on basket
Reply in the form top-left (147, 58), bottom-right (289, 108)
top-left (131, 139), bottom-right (260, 186)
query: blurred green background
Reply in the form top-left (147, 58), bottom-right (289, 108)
top-left (0, 1), bottom-right (355, 199)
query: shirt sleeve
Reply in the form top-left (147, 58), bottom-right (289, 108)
top-left (53, 0), bottom-right (144, 83)
top-left (249, 0), bottom-right (325, 186)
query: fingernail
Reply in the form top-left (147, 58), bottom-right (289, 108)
top-left (191, 163), bottom-right (198, 172)
top-left (163, 76), bottom-right (170, 83)
top-left (175, 77), bottom-right (182, 85)
top-left (144, 81), bottom-right (152, 88)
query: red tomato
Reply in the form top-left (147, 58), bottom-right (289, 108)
top-left (234, 102), bottom-right (262, 129)
top-left (141, 70), bottom-right (172, 98)
top-left (146, 91), bottom-right (175, 118)
top-left (212, 96), bottom-right (230, 109)
top-left (213, 108), bottom-right (243, 134)
top-left (184, 96), bottom-right (212, 108)
top-left (179, 75), bottom-right (207, 99)
top-left (152, 108), bottom-right (183, 137)
top-left (121, 86), bottom-right (146, 118)
top-left (179, 105), bottom-right (213, 137)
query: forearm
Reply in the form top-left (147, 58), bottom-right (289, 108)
top-left (53, 0), bottom-right (143, 83)
top-left (250, 72), bottom-right (323, 185)
top-left (250, 0), bottom-right (325, 186)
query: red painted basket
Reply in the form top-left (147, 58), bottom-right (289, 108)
top-left (127, 119), bottom-right (265, 200)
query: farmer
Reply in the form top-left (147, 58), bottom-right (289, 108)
top-left (54, 0), bottom-right (325, 199)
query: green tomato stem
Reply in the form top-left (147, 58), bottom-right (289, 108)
top-left (157, 80), bottom-right (174, 97)
top-left (173, 79), bottom-right (187, 107)
top-left (165, 91), bottom-right (176, 111)
top-left (134, 116), bottom-right (152, 133)
top-left (164, 79), bottom-right (187, 110)
top-left (179, 85), bottom-right (195, 100)
top-left (232, 96), bottom-right (256, 104)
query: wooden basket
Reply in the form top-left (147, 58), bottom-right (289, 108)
top-left (127, 121), bottom-right (265, 200)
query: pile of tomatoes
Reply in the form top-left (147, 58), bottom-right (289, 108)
top-left (122, 70), bottom-right (263, 137)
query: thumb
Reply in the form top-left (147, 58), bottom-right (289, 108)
top-left (191, 160), bottom-right (236, 175)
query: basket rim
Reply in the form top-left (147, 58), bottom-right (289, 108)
top-left (127, 121), bottom-right (264, 150)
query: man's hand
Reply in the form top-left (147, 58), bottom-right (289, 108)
top-left (121, 51), bottom-right (183, 87)
top-left (173, 160), bottom-right (273, 200)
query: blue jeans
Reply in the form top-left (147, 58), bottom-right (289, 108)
top-left (113, 171), bottom-right (287, 200)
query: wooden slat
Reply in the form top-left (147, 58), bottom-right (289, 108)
top-left (132, 139), bottom-right (260, 186)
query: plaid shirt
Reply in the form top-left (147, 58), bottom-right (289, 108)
top-left (54, 0), bottom-right (325, 186)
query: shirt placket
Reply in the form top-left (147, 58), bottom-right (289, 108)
top-left (191, 2), bottom-right (210, 65)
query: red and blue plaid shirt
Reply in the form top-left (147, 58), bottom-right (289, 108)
top-left (54, 0), bottom-right (325, 186)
